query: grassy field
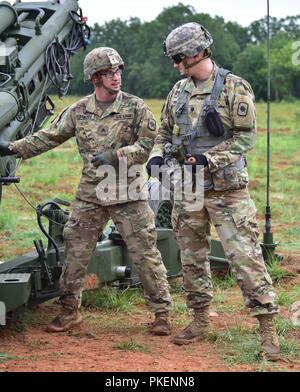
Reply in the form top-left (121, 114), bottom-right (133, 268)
top-left (0, 97), bottom-right (299, 259)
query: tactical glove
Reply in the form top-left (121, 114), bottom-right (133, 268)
top-left (146, 157), bottom-right (164, 177)
top-left (91, 151), bottom-right (119, 168)
top-left (185, 154), bottom-right (208, 167)
top-left (0, 142), bottom-right (16, 156)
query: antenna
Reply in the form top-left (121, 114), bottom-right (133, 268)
top-left (262, 0), bottom-right (277, 262)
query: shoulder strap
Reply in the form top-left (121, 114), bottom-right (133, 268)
top-left (205, 68), bottom-right (231, 108)
top-left (175, 80), bottom-right (191, 117)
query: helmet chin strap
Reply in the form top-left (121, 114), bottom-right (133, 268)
top-left (183, 50), bottom-right (211, 69)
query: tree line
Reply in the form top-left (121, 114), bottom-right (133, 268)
top-left (68, 3), bottom-right (300, 101)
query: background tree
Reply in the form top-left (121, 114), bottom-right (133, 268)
top-left (68, 4), bottom-right (300, 101)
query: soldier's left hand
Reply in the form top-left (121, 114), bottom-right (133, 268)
top-left (91, 151), bottom-right (118, 168)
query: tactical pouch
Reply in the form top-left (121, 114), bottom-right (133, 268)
top-left (204, 107), bottom-right (225, 137)
top-left (212, 156), bottom-right (249, 191)
top-left (165, 143), bottom-right (186, 165)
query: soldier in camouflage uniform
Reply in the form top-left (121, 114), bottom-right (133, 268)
top-left (0, 47), bottom-right (172, 335)
top-left (146, 23), bottom-right (280, 360)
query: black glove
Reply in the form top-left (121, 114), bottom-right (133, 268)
top-left (146, 157), bottom-right (164, 177)
top-left (91, 151), bottom-right (118, 168)
top-left (185, 154), bottom-right (208, 167)
top-left (0, 142), bottom-right (16, 156)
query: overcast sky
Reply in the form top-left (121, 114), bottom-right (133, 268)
top-left (6, 0), bottom-right (300, 27)
top-left (78, 0), bottom-right (300, 27)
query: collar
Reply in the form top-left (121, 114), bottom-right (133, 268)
top-left (184, 62), bottom-right (219, 96)
top-left (86, 91), bottom-right (123, 118)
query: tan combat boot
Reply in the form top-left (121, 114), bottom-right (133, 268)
top-left (150, 311), bottom-right (171, 336)
top-left (173, 306), bottom-right (210, 345)
top-left (46, 308), bottom-right (83, 333)
top-left (256, 314), bottom-right (280, 361)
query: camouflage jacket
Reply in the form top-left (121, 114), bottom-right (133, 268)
top-left (149, 63), bottom-right (257, 176)
top-left (13, 91), bottom-right (157, 205)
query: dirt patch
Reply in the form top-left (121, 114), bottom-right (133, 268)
top-left (0, 304), bottom-right (230, 372)
top-left (1, 276), bottom-right (300, 373)
top-left (257, 127), bottom-right (291, 133)
top-left (248, 180), bottom-right (262, 190)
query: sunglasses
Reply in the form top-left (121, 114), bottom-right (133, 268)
top-left (171, 53), bottom-right (186, 64)
top-left (163, 41), bottom-right (186, 64)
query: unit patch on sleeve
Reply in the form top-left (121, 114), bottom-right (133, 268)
top-left (237, 102), bottom-right (249, 117)
top-left (148, 119), bottom-right (156, 131)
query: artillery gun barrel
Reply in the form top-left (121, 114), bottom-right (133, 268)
top-left (0, 0), bottom-right (90, 195)
top-left (0, 91), bottom-right (19, 139)
top-left (0, 0), bottom-right (79, 137)
top-left (0, 1), bottom-right (18, 36)
top-left (15, 0), bottom-right (78, 80)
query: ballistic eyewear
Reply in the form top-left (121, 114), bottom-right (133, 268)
top-left (171, 53), bottom-right (186, 64)
top-left (99, 68), bottom-right (122, 79)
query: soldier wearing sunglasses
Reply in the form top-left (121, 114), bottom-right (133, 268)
top-left (146, 22), bottom-right (280, 361)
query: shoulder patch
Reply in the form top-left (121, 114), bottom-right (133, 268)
top-left (237, 102), bottom-right (249, 117)
top-left (148, 119), bottom-right (156, 131)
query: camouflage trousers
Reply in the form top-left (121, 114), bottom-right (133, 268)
top-left (59, 199), bottom-right (172, 314)
top-left (172, 188), bottom-right (278, 317)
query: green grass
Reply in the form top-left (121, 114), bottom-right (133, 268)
top-left (169, 278), bottom-right (184, 294)
top-left (172, 302), bottom-right (192, 316)
top-left (213, 326), bottom-right (262, 365)
top-left (0, 210), bottom-right (17, 232)
top-left (212, 323), bottom-right (300, 366)
top-left (0, 353), bottom-right (17, 364)
top-left (114, 339), bottom-right (151, 354)
top-left (274, 315), bottom-right (299, 336)
top-left (82, 286), bottom-right (144, 312)
top-left (277, 284), bottom-right (300, 307)
top-left (84, 312), bottom-right (147, 334)
top-left (266, 258), bottom-right (295, 282)
top-left (212, 272), bottom-right (237, 290)
top-left (212, 289), bottom-right (227, 305)
top-left (279, 337), bottom-right (300, 358)
top-left (211, 288), bottom-right (245, 313)
top-left (1, 98), bottom-right (300, 258)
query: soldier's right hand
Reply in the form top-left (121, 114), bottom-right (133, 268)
top-left (0, 142), bottom-right (16, 156)
top-left (146, 157), bottom-right (163, 177)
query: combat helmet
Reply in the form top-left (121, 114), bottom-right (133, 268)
top-left (164, 22), bottom-right (213, 58)
top-left (83, 47), bottom-right (124, 81)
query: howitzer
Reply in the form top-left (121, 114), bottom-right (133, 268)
top-left (0, 0), bottom-right (93, 323)
top-left (0, 0), bottom-right (90, 199)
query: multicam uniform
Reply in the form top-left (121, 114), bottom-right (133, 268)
top-left (150, 63), bottom-right (278, 317)
top-left (13, 91), bottom-right (172, 313)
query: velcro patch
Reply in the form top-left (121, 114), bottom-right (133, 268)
top-left (107, 52), bottom-right (119, 67)
top-left (148, 119), bottom-right (156, 131)
top-left (237, 102), bottom-right (249, 117)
